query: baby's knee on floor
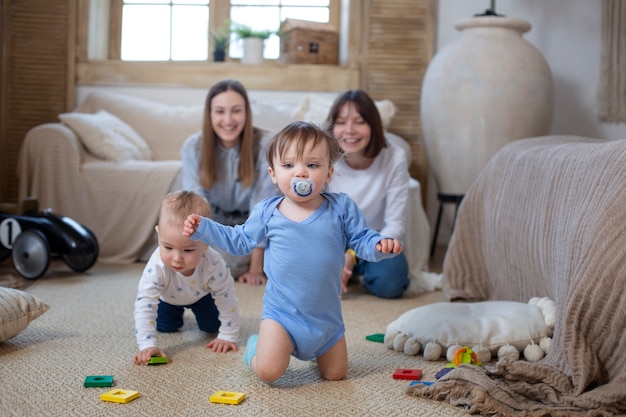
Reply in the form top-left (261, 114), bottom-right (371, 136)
top-left (253, 356), bottom-right (288, 383)
top-left (319, 366), bottom-right (347, 381)
top-left (254, 363), bottom-right (285, 383)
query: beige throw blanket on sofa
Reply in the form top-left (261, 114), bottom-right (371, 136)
top-left (17, 123), bottom-right (181, 263)
top-left (408, 136), bottom-right (626, 415)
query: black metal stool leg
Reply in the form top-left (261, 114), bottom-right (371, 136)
top-left (450, 195), bottom-right (464, 234)
top-left (429, 201), bottom-right (444, 259)
top-left (429, 193), bottom-right (465, 259)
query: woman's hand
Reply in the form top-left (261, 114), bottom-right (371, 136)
top-left (238, 271), bottom-right (267, 286)
top-left (206, 338), bottom-right (238, 353)
top-left (340, 251), bottom-right (355, 298)
top-left (239, 247), bottom-right (267, 286)
top-left (133, 347), bottom-right (167, 365)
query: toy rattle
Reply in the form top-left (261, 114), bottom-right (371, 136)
top-left (436, 346), bottom-right (482, 379)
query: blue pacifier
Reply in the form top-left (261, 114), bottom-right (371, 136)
top-left (290, 178), bottom-right (316, 197)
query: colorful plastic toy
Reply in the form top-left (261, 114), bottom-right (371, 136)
top-left (0, 199), bottom-right (98, 279)
top-left (449, 346), bottom-right (481, 367)
top-left (365, 333), bottom-right (385, 343)
top-left (409, 380), bottom-right (434, 387)
top-left (147, 356), bottom-right (168, 365)
top-left (100, 389), bottom-right (140, 403)
top-left (392, 368), bottom-right (422, 380)
top-left (84, 375), bottom-right (114, 387)
top-left (436, 345), bottom-right (483, 379)
top-left (209, 391), bottom-right (246, 405)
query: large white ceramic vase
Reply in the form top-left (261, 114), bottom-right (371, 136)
top-left (421, 16), bottom-right (554, 195)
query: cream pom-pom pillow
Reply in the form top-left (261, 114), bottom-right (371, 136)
top-left (384, 298), bottom-right (555, 362)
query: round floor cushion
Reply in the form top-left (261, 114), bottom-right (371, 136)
top-left (384, 298), bottom-right (555, 361)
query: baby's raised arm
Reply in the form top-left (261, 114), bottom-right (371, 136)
top-left (375, 238), bottom-right (403, 254)
top-left (183, 214), bottom-right (202, 237)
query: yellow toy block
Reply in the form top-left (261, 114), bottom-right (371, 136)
top-left (100, 389), bottom-right (140, 404)
top-left (209, 390), bottom-right (245, 405)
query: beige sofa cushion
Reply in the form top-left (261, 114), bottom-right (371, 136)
top-left (77, 91), bottom-right (203, 161)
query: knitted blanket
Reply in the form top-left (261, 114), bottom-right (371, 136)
top-left (408, 136), bottom-right (626, 415)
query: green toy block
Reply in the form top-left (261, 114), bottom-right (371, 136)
top-left (147, 356), bottom-right (168, 365)
top-left (365, 333), bottom-right (385, 343)
top-left (84, 375), bottom-right (114, 387)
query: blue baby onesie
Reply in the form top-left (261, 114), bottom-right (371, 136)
top-left (191, 192), bottom-right (395, 360)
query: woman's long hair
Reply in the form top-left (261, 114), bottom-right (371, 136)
top-left (199, 79), bottom-right (261, 189)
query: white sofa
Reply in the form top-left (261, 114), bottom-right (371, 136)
top-left (17, 90), bottom-right (431, 289)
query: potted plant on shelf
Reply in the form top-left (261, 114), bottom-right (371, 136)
top-left (210, 28), bottom-right (230, 62)
top-left (231, 22), bottom-right (274, 65)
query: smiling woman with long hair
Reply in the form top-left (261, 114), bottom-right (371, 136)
top-left (180, 79), bottom-right (277, 285)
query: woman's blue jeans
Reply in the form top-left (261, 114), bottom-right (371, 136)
top-left (355, 251), bottom-right (409, 299)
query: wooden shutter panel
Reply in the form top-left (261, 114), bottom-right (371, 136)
top-left (361, 0), bottom-right (434, 204)
top-left (1, 0), bottom-right (75, 203)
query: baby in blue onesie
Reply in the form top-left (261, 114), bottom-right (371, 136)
top-left (184, 121), bottom-right (403, 382)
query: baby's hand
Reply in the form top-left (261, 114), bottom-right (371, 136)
top-left (133, 347), bottom-right (167, 365)
top-left (206, 338), bottom-right (238, 353)
top-left (183, 214), bottom-right (201, 237)
top-left (376, 238), bottom-right (403, 254)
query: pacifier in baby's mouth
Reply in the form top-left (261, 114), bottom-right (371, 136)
top-left (290, 177), bottom-right (316, 197)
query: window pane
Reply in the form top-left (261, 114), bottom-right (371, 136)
top-left (281, 7), bottom-right (328, 22)
top-left (172, 5), bottom-right (209, 60)
top-left (230, 6), bottom-right (280, 59)
top-left (124, 0), bottom-right (170, 4)
top-left (121, 5), bottom-right (171, 61)
top-left (282, 0), bottom-right (328, 6)
top-left (231, 0), bottom-right (278, 5)
top-left (119, 1), bottom-right (333, 62)
top-left (125, 0), bottom-right (209, 4)
top-left (173, 0), bottom-right (209, 4)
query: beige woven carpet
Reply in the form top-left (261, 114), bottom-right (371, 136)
top-left (0, 261), bottom-right (469, 417)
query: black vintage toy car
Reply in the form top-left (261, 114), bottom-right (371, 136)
top-left (0, 199), bottom-right (99, 279)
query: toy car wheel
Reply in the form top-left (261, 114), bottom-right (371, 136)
top-left (62, 227), bottom-right (99, 272)
top-left (11, 229), bottom-right (50, 280)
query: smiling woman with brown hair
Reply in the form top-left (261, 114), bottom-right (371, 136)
top-left (326, 89), bottom-right (411, 299)
top-left (180, 79), bottom-right (277, 286)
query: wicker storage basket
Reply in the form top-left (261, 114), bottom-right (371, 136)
top-left (279, 19), bottom-right (338, 65)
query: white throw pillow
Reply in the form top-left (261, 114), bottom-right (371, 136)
top-left (59, 110), bottom-right (152, 161)
top-left (76, 92), bottom-right (203, 161)
top-left (292, 94), bottom-right (396, 129)
top-left (385, 299), bottom-right (555, 358)
top-left (0, 287), bottom-right (49, 341)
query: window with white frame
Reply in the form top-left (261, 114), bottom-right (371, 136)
top-left (118, 0), bottom-right (334, 62)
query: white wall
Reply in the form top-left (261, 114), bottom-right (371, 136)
top-left (428, 1), bottom-right (626, 247)
top-left (437, 0), bottom-right (626, 140)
